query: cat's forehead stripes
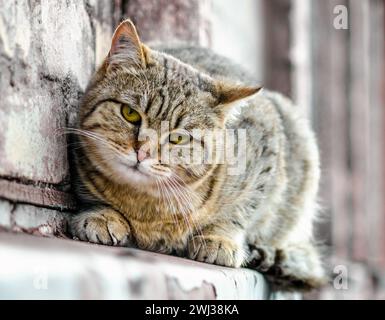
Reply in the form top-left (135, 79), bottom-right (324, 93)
top-left (132, 54), bottom-right (217, 130)
top-left (82, 45), bottom-right (257, 136)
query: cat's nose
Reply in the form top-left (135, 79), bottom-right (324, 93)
top-left (137, 149), bottom-right (150, 162)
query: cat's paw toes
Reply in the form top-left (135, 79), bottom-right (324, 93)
top-left (247, 244), bottom-right (276, 272)
top-left (187, 235), bottom-right (244, 267)
top-left (70, 211), bottom-right (131, 246)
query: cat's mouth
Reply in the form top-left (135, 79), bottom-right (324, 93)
top-left (118, 160), bottom-right (149, 175)
top-left (115, 158), bottom-right (172, 183)
top-left (130, 163), bottom-right (151, 176)
top-left (112, 161), bottom-right (153, 185)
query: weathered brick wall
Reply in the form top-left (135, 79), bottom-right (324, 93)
top-left (0, 0), bottom-right (115, 234)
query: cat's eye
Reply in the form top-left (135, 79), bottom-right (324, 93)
top-left (169, 132), bottom-right (190, 145)
top-left (121, 105), bottom-right (141, 124)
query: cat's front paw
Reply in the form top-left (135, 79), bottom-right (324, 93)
top-left (187, 235), bottom-right (245, 267)
top-left (70, 209), bottom-right (132, 246)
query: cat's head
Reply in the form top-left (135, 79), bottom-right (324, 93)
top-left (78, 20), bottom-right (260, 191)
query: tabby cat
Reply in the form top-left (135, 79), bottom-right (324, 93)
top-left (69, 19), bottom-right (326, 291)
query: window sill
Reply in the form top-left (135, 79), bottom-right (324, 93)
top-left (0, 231), bottom-right (299, 299)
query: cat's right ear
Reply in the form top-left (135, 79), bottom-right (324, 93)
top-left (107, 19), bottom-right (146, 70)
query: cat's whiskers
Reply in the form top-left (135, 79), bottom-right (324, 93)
top-left (58, 127), bottom-right (129, 161)
top-left (155, 177), bottom-right (178, 227)
top-left (159, 177), bottom-right (178, 216)
top-left (158, 178), bottom-right (191, 240)
top-left (166, 178), bottom-right (193, 213)
top-left (165, 174), bottom-right (207, 251)
top-left (171, 173), bottom-right (205, 240)
top-left (156, 176), bottom-right (191, 223)
top-left (162, 178), bottom-right (197, 245)
top-left (165, 178), bottom-right (192, 223)
top-left (172, 176), bottom-right (208, 250)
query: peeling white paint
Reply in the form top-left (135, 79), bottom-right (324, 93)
top-left (0, 233), bottom-right (281, 300)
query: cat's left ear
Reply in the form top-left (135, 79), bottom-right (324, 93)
top-left (107, 19), bottom-right (146, 70)
top-left (214, 82), bottom-right (262, 116)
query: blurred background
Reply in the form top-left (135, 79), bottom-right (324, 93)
top-left (0, 0), bottom-right (384, 299)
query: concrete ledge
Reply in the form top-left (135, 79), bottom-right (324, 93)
top-left (0, 231), bottom-right (299, 300)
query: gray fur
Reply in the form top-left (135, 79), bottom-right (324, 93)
top-left (70, 20), bottom-right (325, 292)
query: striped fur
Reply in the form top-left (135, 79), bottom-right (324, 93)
top-left (70, 20), bottom-right (325, 291)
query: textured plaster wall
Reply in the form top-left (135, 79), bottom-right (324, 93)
top-left (0, 0), bottom-right (112, 183)
top-left (0, 0), bottom-right (115, 233)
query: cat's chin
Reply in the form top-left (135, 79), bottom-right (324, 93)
top-left (112, 163), bottom-right (153, 185)
top-left (111, 160), bottom-right (170, 187)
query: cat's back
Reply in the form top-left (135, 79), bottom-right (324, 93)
top-left (152, 44), bottom-right (257, 85)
